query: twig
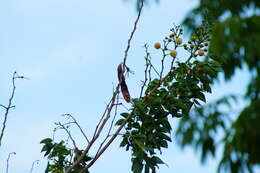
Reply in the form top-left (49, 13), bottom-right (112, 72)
top-left (140, 44), bottom-right (150, 98)
top-left (63, 114), bottom-right (90, 143)
top-left (56, 122), bottom-right (78, 150)
top-left (94, 94), bottom-right (121, 158)
top-left (29, 160), bottom-right (39, 173)
top-left (93, 99), bottom-right (113, 137)
top-left (79, 112), bottom-right (133, 173)
top-left (159, 40), bottom-right (167, 81)
top-left (65, 85), bottom-right (120, 173)
top-left (107, 94), bottom-right (120, 136)
top-left (0, 104), bottom-right (7, 109)
top-left (122, 0), bottom-right (144, 66)
top-left (6, 152), bottom-right (16, 173)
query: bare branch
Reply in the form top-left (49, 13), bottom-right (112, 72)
top-left (159, 40), bottom-right (170, 83)
top-left (65, 85), bottom-right (120, 173)
top-left (79, 112), bottom-right (133, 172)
top-left (122, 0), bottom-right (144, 68)
top-left (93, 99), bottom-right (113, 137)
top-left (93, 94), bottom-right (120, 158)
top-left (6, 152), bottom-right (16, 173)
top-left (0, 72), bottom-right (24, 147)
top-left (29, 160), bottom-right (39, 173)
top-left (63, 114), bottom-right (90, 143)
top-left (0, 104), bottom-right (7, 109)
top-left (107, 94), bottom-right (120, 136)
top-left (140, 44), bottom-right (152, 98)
top-left (55, 122), bottom-right (78, 150)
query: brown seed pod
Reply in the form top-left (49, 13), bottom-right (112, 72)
top-left (117, 63), bottom-right (131, 103)
top-left (117, 63), bottom-right (125, 82)
top-left (120, 80), bottom-right (131, 103)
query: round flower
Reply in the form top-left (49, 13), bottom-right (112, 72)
top-left (176, 37), bottom-right (183, 45)
top-left (198, 50), bottom-right (205, 56)
top-left (170, 50), bottom-right (177, 57)
top-left (154, 42), bottom-right (161, 49)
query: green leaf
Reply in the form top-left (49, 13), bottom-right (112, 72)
top-left (152, 156), bottom-right (165, 165)
top-left (203, 83), bottom-right (212, 93)
top-left (115, 119), bottom-right (125, 126)
top-left (157, 133), bottom-right (172, 142)
top-left (40, 138), bottom-right (53, 144)
top-left (132, 159), bottom-right (143, 173)
top-left (41, 145), bottom-right (53, 157)
top-left (121, 112), bottom-right (129, 118)
top-left (196, 92), bottom-right (206, 102)
top-left (134, 139), bottom-right (146, 151)
top-left (158, 140), bottom-right (168, 148)
top-left (120, 138), bottom-right (128, 147)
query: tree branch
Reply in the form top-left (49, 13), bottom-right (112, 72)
top-left (65, 0), bottom-right (145, 172)
top-left (29, 160), bottom-right (39, 173)
top-left (6, 152), bottom-right (16, 173)
top-left (63, 114), bottom-right (90, 143)
top-left (0, 72), bottom-right (24, 147)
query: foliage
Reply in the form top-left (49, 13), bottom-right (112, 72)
top-left (117, 22), bottom-right (220, 173)
top-left (40, 138), bottom-right (91, 173)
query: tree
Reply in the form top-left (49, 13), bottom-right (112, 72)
top-left (1, 1), bottom-right (235, 173)
top-left (40, 1), bottom-right (221, 173)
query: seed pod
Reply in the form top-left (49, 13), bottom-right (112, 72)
top-left (117, 63), bottom-right (125, 82)
top-left (120, 80), bottom-right (131, 103)
top-left (117, 63), bottom-right (131, 103)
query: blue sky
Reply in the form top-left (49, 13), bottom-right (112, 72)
top-left (0, 0), bottom-right (255, 173)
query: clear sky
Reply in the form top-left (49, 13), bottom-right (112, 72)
top-left (0, 0), bottom-right (254, 173)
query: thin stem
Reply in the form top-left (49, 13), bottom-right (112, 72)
top-left (0, 72), bottom-right (20, 147)
top-left (56, 122), bottom-right (78, 150)
top-left (79, 112), bottom-right (134, 173)
top-left (93, 99), bottom-right (112, 137)
top-left (6, 152), bottom-right (16, 173)
top-left (63, 114), bottom-right (90, 143)
top-left (65, 85), bottom-right (120, 173)
top-left (159, 40), bottom-right (170, 83)
top-left (122, 0), bottom-right (144, 67)
top-left (107, 94), bottom-right (120, 136)
top-left (140, 44), bottom-right (150, 98)
top-left (95, 94), bottom-right (121, 156)
top-left (0, 104), bottom-right (7, 109)
top-left (29, 160), bottom-right (39, 173)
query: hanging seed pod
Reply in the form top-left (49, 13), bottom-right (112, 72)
top-left (117, 63), bottom-right (131, 103)
top-left (120, 80), bottom-right (131, 103)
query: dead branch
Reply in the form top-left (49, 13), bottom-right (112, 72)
top-left (6, 152), bottom-right (16, 173)
top-left (0, 72), bottom-right (24, 147)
